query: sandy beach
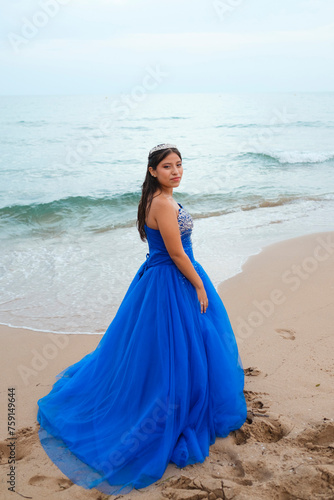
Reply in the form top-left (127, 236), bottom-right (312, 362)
top-left (1, 231), bottom-right (333, 499)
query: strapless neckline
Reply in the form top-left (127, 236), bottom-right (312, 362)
top-left (144, 202), bottom-right (182, 231)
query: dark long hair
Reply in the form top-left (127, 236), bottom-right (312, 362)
top-left (137, 146), bottom-right (182, 241)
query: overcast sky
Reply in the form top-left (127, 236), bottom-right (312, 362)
top-left (1, 0), bottom-right (334, 95)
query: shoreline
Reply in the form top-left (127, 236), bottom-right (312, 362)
top-left (2, 226), bottom-right (333, 336)
top-left (1, 230), bottom-right (334, 499)
top-left (0, 230), bottom-right (285, 335)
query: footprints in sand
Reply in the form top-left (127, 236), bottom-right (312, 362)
top-left (0, 440), bottom-right (10, 465)
top-left (275, 421), bottom-right (334, 498)
top-left (296, 421), bottom-right (334, 452)
top-left (1, 425), bottom-right (74, 497)
top-left (232, 415), bottom-right (285, 445)
top-left (161, 474), bottom-right (225, 499)
top-left (28, 474), bottom-right (73, 491)
top-left (275, 328), bottom-right (296, 340)
top-left (0, 426), bottom-right (37, 464)
top-left (160, 391), bottom-right (334, 500)
top-left (232, 391), bottom-right (287, 445)
top-left (244, 366), bottom-right (261, 377)
top-left (230, 395), bottom-right (334, 499)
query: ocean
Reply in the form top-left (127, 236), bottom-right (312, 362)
top-left (1, 92), bottom-right (333, 334)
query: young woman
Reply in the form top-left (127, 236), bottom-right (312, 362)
top-left (37, 143), bottom-right (247, 496)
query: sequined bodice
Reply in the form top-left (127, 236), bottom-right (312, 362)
top-left (178, 203), bottom-right (193, 238)
top-left (140, 203), bottom-right (194, 276)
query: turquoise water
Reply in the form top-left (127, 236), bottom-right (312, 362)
top-left (1, 92), bottom-right (333, 333)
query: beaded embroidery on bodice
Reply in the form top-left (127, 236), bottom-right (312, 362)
top-left (177, 203), bottom-right (193, 237)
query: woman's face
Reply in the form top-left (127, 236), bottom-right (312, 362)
top-left (149, 152), bottom-right (183, 189)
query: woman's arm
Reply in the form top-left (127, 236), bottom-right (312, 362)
top-left (153, 199), bottom-right (208, 313)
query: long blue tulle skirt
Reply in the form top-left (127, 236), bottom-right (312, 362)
top-left (37, 259), bottom-right (247, 495)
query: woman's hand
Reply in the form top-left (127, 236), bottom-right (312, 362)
top-left (196, 284), bottom-right (208, 314)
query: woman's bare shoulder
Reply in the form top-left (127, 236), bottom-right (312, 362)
top-left (146, 193), bottom-right (178, 228)
top-left (150, 194), bottom-right (178, 216)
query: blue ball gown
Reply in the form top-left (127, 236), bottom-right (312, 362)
top-left (37, 202), bottom-right (247, 495)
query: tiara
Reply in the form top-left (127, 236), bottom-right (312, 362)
top-left (149, 143), bottom-right (177, 156)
